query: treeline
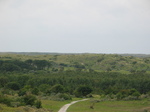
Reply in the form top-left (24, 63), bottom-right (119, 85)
top-left (0, 58), bottom-right (150, 96)
top-left (0, 59), bottom-right (52, 72)
top-left (0, 58), bottom-right (150, 74)
top-left (1, 71), bottom-right (150, 95)
top-left (1, 68), bottom-right (150, 107)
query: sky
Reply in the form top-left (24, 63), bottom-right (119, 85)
top-left (0, 0), bottom-right (150, 54)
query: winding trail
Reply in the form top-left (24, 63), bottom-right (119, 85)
top-left (58, 99), bottom-right (88, 112)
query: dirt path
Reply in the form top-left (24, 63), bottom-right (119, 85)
top-left (58, 99), bottom-right (88, 112)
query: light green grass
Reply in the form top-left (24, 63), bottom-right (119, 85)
top-left (42, 99), bottom-right (75, 112)
top-left (67, 99), bottom-right (150, 112)
top-left (0, 104), bottom-right (20, 112)
top-left (42, 98), bottom-right (83, 112)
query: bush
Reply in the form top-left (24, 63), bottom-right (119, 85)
top-left (47, 84), bottom-right (65, 94)
top-left (7, 82), bottom-right (20, 90)
top-left (23, 94), bottom-right (36, 106)
top-left (74, 85), bottom-right (92, 97)
top-left (58, 93), bottom-right (72, 100)
top-left (21, 94), bottom-right (42, 108)
top-left (31, 88), bottom-right (39, 95)
top-left (34, 100), bottom-right (42, 108)
top-left (132, 91), bottom-right (140, 98)
top-left (39, 84), bottom-right (50, 93)
top-left (0, 95), bottom-right (11, 106)
top-left (116, 89), bottom-right (141, 100)
top-left (18, 88), bottom-right (28, 96)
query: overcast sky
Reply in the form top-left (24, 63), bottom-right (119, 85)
top-left (0, 0), bottom-right (150, 54)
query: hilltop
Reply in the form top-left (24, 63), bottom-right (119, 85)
top-left (0, 52), bottom-right (150, 73)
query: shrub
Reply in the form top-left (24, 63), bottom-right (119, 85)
top-left (47, 84), bottom-right (65, 94)
top-left (23, 94), bottom-right (36, 106)
top-left (117, 89), bottom-right (141, 100)
top-left (74, 85), bottom-right (92, 97)
top-left (34, 100), bottom-right (42, 108)
top-left (0, 95), bottom-right (11, 106)
top-left (132, 91), bottom-right (140, 98)
top-left (18, 88), bottom-right (27, 96)
top-left (31, 88), bottom-right (39, 95)
top-left (39, 84), bottom-right (50, 93)
top-left (7, 82), bottom-right (20, 90)
top-left (58, 93), bottom-right (72, 100)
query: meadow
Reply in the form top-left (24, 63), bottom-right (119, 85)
top-left (68, 99), bottom-right (150, 112)
top-left (1, 98), bottom-right (150, 112)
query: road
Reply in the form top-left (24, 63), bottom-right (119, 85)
top-left (58, 99), bottom-right (88, 112)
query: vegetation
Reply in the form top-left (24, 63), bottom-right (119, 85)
top-left (0, 53), bottom-right (150, 111)
top-left (68, 99), bottom-right (150, 112)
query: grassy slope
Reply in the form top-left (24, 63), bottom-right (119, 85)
top-left (0, 53), bottom-right (150, 72)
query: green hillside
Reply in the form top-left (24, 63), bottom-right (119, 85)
top-left (0, 53), bottom-right (150, 73)
top-left (0, 52), bottom-right (150, 111)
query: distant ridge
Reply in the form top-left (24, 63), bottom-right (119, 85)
top-left (120, 54), bottom-right (150, 58)
top-left (0, 52), bottom-right (150, 57)
top-left (0, 52), bottom-right (87, 55)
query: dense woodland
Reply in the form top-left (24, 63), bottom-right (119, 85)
top-left (0, 53), bottom-right (150, 108)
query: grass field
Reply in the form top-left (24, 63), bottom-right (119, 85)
top-left (0, 98), bottom-right (82, 112)
top-left (42, 99), bottom-right (72, 112)
top-left (67, 99), bottom-right (150, 112)
top-left (0, 98), bottom-right (150, 112)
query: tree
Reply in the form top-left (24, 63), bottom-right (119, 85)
top-left (23, 94), bottom-right (36, 106)
top-left (1, 63), bottom-right (21, 72)
top-left (33, 60), bottom-right (50, 70)
top-left (47, 84), bottom-right (65, 94)
top-left (18, 85), bottom-right (31, 96)
top-left (39, 84), bottom-right (50, 93)
top-left (0, 77), bottom-right (9, 87)
top-left (34, 100), bottom-right (42, 108)
top-left (7, 82), bottom-right (20, 90)
top-left (31, 88), bottom-right (39, 95)
top-left (74, 85), bottom-right (92, 97)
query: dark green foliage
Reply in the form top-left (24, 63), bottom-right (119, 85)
top-left (0, 59), bottom-right (51, 72)
top-left (74, 85), bottom-right (92, 97)
top-left (18, 88), bottom-right (27, 96)
top-left (0, 95), bottom-right (11, 106)
top-left (7, 82), bottom-right (20, 90)
top-left (33, 60), bottom-right (51, 70)
top-left (18, 85), bottom-right (31, 96)
top-left (116, 89), bottom-right (141, 100)
top-left (1, 63), bottom-right (21, 72)
top-left (39, 84), bottom-right (50, 93)
top-left (116, 90), bottom-right (129, 100)
top-left (31, 88), bottom-right (39, 95)
top-left (23, 94), bottom-right (36, 106)
top-left (0, 77), bottom-right (8, 87)
top-left (47, 84), bottom-right (65, 94)
top-left (34, 100), bottom-right (42, 108)
top-left (58, 93), bottom-right (72, 100)
top-left (17, 75), bottom-right (30, 88)
top-left (132, 91), bottom-right (140, 98)
top-left (21, 94), bottom-right (42, 108)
